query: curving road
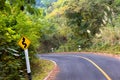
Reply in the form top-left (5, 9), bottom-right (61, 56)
top-left (38, 53), bottom-right (120, 80)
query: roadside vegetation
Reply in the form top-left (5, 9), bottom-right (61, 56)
top-left (0, 0), bottom-right (52, 79)
top-left (32, 59), bottom-right (54, 80)
top-left (39, 0), bottom-right (120, 54)
top-left (0, 0), bottom-right (120, 80)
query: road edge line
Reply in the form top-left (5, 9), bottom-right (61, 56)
top-left (77, 56), bottom-right (112, 80)
top-left (44, 60), bottom-right (57, 80)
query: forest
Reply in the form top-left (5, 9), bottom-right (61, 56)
top-left (0, 0), bottom-right (120, 79)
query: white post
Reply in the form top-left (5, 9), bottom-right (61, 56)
top-left (24, 49), bottom-right (32, 80)
top-left (78, 45), bottom-right (81, 51)
top-left (51, 48), bottom-right (54, 53)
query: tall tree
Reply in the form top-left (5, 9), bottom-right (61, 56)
top-left (45, 0), bottom-right (117, 49)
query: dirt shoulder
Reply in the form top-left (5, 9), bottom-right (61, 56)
top-left (45, 62), bottom-right (59, 80)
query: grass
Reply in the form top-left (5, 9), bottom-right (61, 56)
top-left (31, 58), bottom-right (54, 80)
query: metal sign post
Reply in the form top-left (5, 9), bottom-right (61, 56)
top-left (18, 36), bottom-right (32, 80)
top-left (24, 49), bottom-right (32, 80)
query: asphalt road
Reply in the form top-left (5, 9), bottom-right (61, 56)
top-left (38, 53), bottom-right (120, 80)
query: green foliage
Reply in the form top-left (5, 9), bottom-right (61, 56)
top-left (0, 48), bottom-right (25, 80)
top-left (90, 15), bottom-right (120, 53)
top-left (65, 0), bottom-right (114, 40)
top-left (38, 23), bottom-right (68, 53)
top-left (41, 0), bottom-right (120, 53)
top-left (0, 0), bottom-right (46, 79)
top-left (1, 0), bottom-right (120, 79)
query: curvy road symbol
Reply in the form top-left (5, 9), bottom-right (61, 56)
top-left (22, 37), bottom-right (27, 48)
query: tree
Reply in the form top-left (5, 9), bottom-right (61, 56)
top-left (0, 0), bottom-right (45, 79)
top-left (44, 0), bottom-right (118, 51)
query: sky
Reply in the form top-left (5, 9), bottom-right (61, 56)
top-left (35, 0), bottom-right (57, 8)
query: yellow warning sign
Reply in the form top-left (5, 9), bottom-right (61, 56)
top-left (18, 36), bottom-right (31, 50)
